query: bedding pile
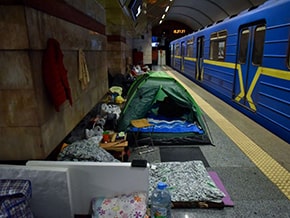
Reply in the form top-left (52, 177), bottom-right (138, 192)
top-left (58, 136), bottom-right (120, 162)
top-left (58, 102), bottom-right (122, 162)
top-left (149, 161), bottom-right (225, 206)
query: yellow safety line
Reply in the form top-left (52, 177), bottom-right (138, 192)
top-left (165, 69), bottom-right (290, 200)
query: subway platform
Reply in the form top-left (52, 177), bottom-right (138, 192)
top-left (153, 65), bottom-right (290, 218)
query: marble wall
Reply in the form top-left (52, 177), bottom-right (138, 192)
top-left (133, 29), bottom-right (153, 66)
top-left (107, 39), bottom-right (133, 76)
top-left (104, 1), bottom-right (133, 76)
top-left (0, 1), bottom-right (108, 160)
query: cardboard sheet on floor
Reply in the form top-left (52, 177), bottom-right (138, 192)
top-left (159, 146), bottom-right (210, 167)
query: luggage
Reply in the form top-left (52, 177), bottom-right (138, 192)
top-left (0, 179), bottom-right (34, 218)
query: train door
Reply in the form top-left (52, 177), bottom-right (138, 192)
top-left (174, 43), bottom-right (180, 69)
top-left (235, 24), bottom-right (266, 110)
top-left (170, 44), bottom-right (174, 67)
top-left (196, 36), bottom-right (204, 80)
top-left (181, 41), bottom-right (186, 72)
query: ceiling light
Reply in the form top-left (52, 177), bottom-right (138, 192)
top-left (162, 14), bottom-right (165, 19)
top-left (159, 20), bottom-right (163, 24)
top-left (165, 6), bottom-right (169, 12)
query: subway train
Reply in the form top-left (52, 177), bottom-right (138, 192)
top-left (170, 0), bottom-right (290, 143)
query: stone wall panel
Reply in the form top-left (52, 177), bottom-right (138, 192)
top-left (0, 90), bottom-right (39, 127)
top-left (25, 7), bottom-right (106, 51)
top-left (0, 6), bottom-right (29, 49)
top-left (0, 51), bottom-right (33, 89)
top-left (0, 1), bottom-right (108, 160)
top-left (0, 127), bottom-right (43, 160)
top-left (64, 0), bottom-right (106, 25)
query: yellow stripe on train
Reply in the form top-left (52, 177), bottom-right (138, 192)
top-left (179, 58), bottom-right (290, 111)
top-left (246, 67), bottom-right (290, 111)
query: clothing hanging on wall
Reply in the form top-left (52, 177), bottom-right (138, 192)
top-left (78, 49), bottom-right (90, 90)
top-left (42, 38), bottom-right (73, 111)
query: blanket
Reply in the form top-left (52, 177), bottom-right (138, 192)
top-left (58, 136), bottom-right (120, 162)
top-left (149, 161), bottom-right (225, 206)
top-left (130, 118), bottom-right (204, 134)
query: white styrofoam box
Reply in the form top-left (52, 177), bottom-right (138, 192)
top-left (0, 165), bottom-right (73, 218)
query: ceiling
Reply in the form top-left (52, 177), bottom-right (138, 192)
top-left (98, 0), bottom-right (268, 35)
top-left (146, 0), bottom-right (267, 31)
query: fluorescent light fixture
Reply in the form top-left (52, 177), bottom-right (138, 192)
top-left (165, 6), bottom-right (169, 12)
top-left (159, 20), bottom-right (163, 24)
top-left (162, 14), bottom-right (165, 19)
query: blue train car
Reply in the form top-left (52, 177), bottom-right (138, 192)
top-left (170, 0), bottom-right (290, 143)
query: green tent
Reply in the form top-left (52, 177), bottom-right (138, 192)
top-left (117, 71), bottom-right (212, 145)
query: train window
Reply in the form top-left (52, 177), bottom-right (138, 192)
top-left (186, 37), bottom-right (194, 57)
top-left (181, 41), bottom-right (186, 57)
top-left (252, 25), bottom-right (265, 66)
top-left (175, 43), bottom-right (180, 56)
top-left (210, 30), bottom-right (227, 61)
top-left (238, 28), bottom-right (250, 64)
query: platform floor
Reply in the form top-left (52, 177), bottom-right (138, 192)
top-left (153, 65), bottom-right (290, 218)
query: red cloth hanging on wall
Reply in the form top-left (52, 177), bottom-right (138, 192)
top-left (42, 38), bottom-right (73, 112)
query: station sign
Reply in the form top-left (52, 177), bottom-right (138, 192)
top-left (173, 29), bottom-right (186, 34)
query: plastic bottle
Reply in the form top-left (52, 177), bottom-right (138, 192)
top-left (150, 182), bottom-right (171, 218)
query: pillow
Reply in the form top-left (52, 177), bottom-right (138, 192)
top-left (92, 192), bottom-right (147, 218)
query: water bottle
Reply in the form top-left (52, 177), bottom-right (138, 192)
top-left (150, 182), bottom-right (171, 218)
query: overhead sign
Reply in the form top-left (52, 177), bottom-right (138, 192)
top-left (173, 29), bottom-right (186, 34)
top-left (129, 0), bottom-right (142, 21)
